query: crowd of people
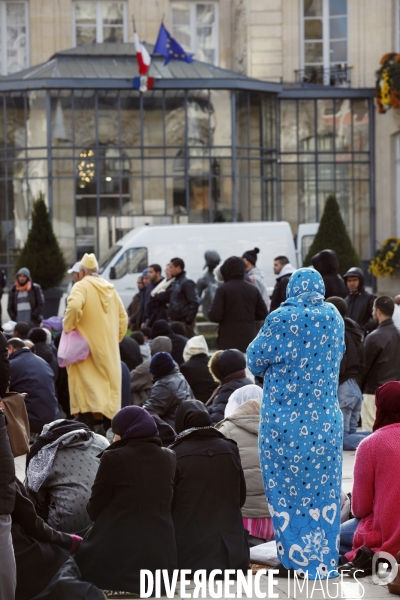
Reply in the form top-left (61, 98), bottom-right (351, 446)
top-left (0, 246), bottom-right (400, 597)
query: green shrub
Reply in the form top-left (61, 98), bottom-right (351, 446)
top-left (15, 193), bottom-right (67, 290)
top-left (303, 194), bottom-right (361, 275)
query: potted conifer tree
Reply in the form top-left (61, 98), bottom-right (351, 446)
top-left (303, 194), bottom-right (362, 274)
top-left (14, 193), bottom-right (67, 318)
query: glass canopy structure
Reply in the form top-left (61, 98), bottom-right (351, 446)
top-left (0, 43), bottom-right (374, 275)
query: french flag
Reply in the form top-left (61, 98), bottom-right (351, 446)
top-left (134, 29), bottom-right (151, 76)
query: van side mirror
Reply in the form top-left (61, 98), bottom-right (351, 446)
top-left (109, 266), bottom-right (116, 280)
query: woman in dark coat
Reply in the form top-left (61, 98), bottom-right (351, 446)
top-left (312, 249), bottom-right (348, 299)
top-left (208, 256), bottom-right (268, 352)
top-left (206, 349), bottom-right (255, 424)
top-left (170, 400), bottom-right (249, 573)
top-left (76, 406), bottom-right (177, 594)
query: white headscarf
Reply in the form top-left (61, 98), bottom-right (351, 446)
top-left (224, 384), bottom-right (263, 418)
top-left (183, 335), bottom-right (209, 363)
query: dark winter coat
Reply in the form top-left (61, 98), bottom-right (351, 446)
top-left (12, 479), bottom-right (72, 600)
top-left (142, 366), bottom-right (194, 427)
top-left (121, 361), bottom-right (131, 408)
top-left (344, 267), bottom-right (377, 334)
top-left (9, 347), bottom-right (59, 433)
top-left (76, 437), bottom-right (177, 594)
top-left (170, 405), bottom-right (249, 573)
top-left (207, 349), bottom-right (254, 424)
top-left (180, 354), bottom-right (218, 403)
top-left (8, 282), bottom-right (44, 325)
top-left (270, 265), bottom-right (296, 312)
top-left (144, 278), bottom-right (168, 326)
top-left (151, 319), bottom-right (188, 366)
top-left (168, 271), bottom-right (200, 324)
top-left (311, 249), bottom-right (348, 299)
top-left (339, 318), bottom-right (365, 386)
top-left (34, 341), bottom-right (59, 381)
top-left (0, 332), bottom-right (9, 397)
top-left (119, 337), bottom-right (143, 371)
top-left (0, 412), bottom-right (15, 516)
top-left (208, 257), bottom-right (268, 352)
top-left (361, 318), bottom-right (400, 395)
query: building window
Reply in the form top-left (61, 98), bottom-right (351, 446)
top-left (73, 2), bottom-right (128, 46)
top-left (0, 1), bottom-right (29, 75)
top-left (300, 0), bottom-right (348, 85)
top-left (170, 2), bottom-right (219, 65)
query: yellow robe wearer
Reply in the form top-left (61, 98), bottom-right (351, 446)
top-left (63, 275), bottom-right (128, 420)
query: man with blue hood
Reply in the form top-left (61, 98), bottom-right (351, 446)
top-left (7, 267), bottom-right (44, 326)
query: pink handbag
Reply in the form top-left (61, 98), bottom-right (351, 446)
top-left (57, 329), bottom-right (90, 367)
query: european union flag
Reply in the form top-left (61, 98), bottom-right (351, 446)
top-left (153, 23), bottom-right (193, 66)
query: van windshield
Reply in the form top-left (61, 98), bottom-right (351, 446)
top-left (98, 245), bottom-right (122, 274)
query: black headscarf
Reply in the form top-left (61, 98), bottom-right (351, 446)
top-left (175, 400), bottom-right (212, 434)
top-left (26, 419), bottom-right (91, 470)
top-left (111, 406), bottom-right (159, 440)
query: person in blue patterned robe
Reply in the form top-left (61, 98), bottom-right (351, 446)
top-left (246, 268), bottom-right (345, 579)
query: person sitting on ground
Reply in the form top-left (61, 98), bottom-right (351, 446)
top-left (13, 321), bottom-right (30, 340)
top-left (170, 321), bottom-right (187, 337)
top-left (141, 326), bottom-right (152, 342)
top-left (180, 335), bottom-right (218, 403)
top-left (151, 319), bottom-right (188, 366)
top-left (206, 349), bottom-right (254, 424)
top-left (170, 400), bottom-right (249, 573)
top-left (8, 337), bottom-right (59, 436)
top-left (216, 385), bottom-right (273, 546)
top-left (25, 419), bottom-right (108, 535)
top-left (75, 406), bottom-right (177, 594)
top-left (130, 330), bottom-right (150, 360)
top-left (0, 404), bottom-right (16, 599)
top-left (130, 336), bottom-right (172, 406)
top-left (311, 249), bottom-right (348, 299)
top-left (119, 336), bottom-right (142, 371)
top-left (339, 381), bottom-right (400, 576)
top-left (142, 352), bottom-right (194, 427)
top-left (326, 296), bottom-right (370, 450)
top-left (12, 479), bottom-right (103, 600)
top-left (28, 327), bottom-right (58, 381)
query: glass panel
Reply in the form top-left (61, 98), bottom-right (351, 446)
top-left (329, 0), bottom-right (347, 16)
top-left (171, 2), bottom-right (191, 51)
top-left (76, 26), bottom-right (96, 45)
top-left (113, 249), bottom-right (128, 278)
top-left (102, 1), bottom-right (124, 43)
top-left (317, 99), bottom-right (334, 151)
top-left (103, 27), bottom-right (123, 42)
top-left (75, 2), bottom-right (97, 22)
top-left (100, 196), bottom-right (120, 215)
top-left (330, 40), bottom-right (347, 62)
top-left (196, 4), bottom-right (216, 64)
top-left (304, 19), bottom-right (323, 40)
top-left (281, 181), bottom-right (299, 233)
top-left (330, 16), bottom-right (347, 39)
top-left (280, 101), bottom-right (297, 152)
top-left (6, 2), bottom-right (27, 74)
top-left (304, 0), bottom-right (322, 17)
top-left (127, 247), bottom-right (148, 273)
top-left (334, 98), bottom-right (351, 151)
top-left (299, 99), bottom-right (315, 150)
top-left (305, 42), bottom-right (323, 63)
top-left (352, 99), bottom-right (369, 152)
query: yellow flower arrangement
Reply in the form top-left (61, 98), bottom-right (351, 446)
top-left (369, 237), bottom-right (400, 278)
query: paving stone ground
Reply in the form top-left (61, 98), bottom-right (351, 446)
top-left (15, 450), bottom-right (393, 599)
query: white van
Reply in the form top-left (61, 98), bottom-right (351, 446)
top-left (99, 221), bottom-right (318, 308)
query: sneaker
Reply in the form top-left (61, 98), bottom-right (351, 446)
top-left (338, 546), bottom-right (375, 577)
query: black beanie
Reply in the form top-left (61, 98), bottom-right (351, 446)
top-left (149, 352), bottom-right (175, 377)
top-left (242, 247), bottom-right (260, 265)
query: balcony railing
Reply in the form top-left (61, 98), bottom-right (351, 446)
top-left (294, 64), bottom-right (352, 87)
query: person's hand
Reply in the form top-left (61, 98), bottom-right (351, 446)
top-left (0, 401), bottom-right (5, 410)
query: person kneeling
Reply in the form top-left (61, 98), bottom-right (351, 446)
top-left (170, 400), bottom-right (249, 573)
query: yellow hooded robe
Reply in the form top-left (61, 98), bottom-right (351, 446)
top-left (63, 275), bottom-right (128, 419)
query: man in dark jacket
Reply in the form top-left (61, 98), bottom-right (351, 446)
top-left (311, 249), bottom-right (347, 299)
top-left (270, 255), bottom-right (296, 312)
top-left (343, 266), bottom-right (377, 335)
top-left (326, 297), bottom-right (370, 450)
top-left (151, 319), bottom-right (188, 366)
top-left (208, 256), bottom-right (268, 352)
top-left (143, 263), bottom-right (166, 326)
top-left (167, 258), bottom-right (200, 338)
top-left (8, 267), bottom-right (44, 326)
top-left (0, 269), bottom-right (6, 323)
top-left (361, 296), bottom-right (400, 431)
top-left (0, 331), bottom-right (9, 398)
top-left (206, 349), bottom-right (255, 424)
top-left (142, 352), bottom-right (194, 427)
top-left (170, 400), bottom-right (249, 574)
top-left (7, 338), bottom-right (59, 434)
top-left (0, 406), bottom-right (16, 598)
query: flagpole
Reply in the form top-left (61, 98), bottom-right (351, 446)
top-left (131, 16), bottom-right (136, 34)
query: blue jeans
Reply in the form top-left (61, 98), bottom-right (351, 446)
top-left (338, 379), bottom-right (371, 450)
top-left (339, 518), bottom-right (360, 556)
